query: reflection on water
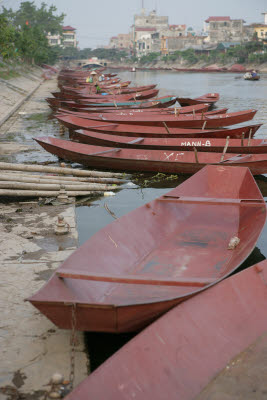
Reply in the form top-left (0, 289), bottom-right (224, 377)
top-left (76, 69), bottom-right (267, 369)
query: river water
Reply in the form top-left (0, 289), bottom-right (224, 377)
top-left (77, 69), bottom-right (267, 257)
top-left (76, 70), bottom-right (267, 369)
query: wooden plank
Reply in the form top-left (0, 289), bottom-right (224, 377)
top-left (86, 124), bottom-right (119, 129)
top-left (92, 148), bottom-right (121, 156)
top-left (129, 137), bottom-right (144, 144)
top-left (57, 270), bottom-right (215, 287)
top-left (159, 196), bottom-right (264, 206)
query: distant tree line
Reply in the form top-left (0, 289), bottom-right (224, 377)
top-left (2, 3), bottom-right (266, 67)
top-left (141, 41), bottom-right (267, 65)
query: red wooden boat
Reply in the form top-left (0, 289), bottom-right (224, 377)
top-left (47, 95), bottom-right (177, 111)
top-left (78, 88), bottom-right (160, 102)
top-left (64, 260), bottom-right (267, 400)
top-left (28, 165), bottom-right (266, 332)
top-left (35, 136), bottom-right (267, 175)
top-left (52, 89), bottom-right (159, 102)
top-left (86, 109), bottom-right (257, 128)
top-left (57, 103), bottom-right (210, 116)
top-left (61, 95), bottom-right (178, 110)
top-left (56, 114), bottom-right (262, 139)
top-left (177, 92), bottom-right (220, 107)
top-left (58, 106), bottom-right (227, 116)
top-left (64, 84), bottom-right (157, 94)
top-left (72, 130), bottom-right (267, 154)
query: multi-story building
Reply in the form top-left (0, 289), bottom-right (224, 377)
top-left (47, 33), bottom-right (61, 46)
top-left (62, 26), bottom-right (77, 47)
top-left (47, 25), bottom-right (77, 48)
top-left (109, 36), bottom-right (119, 48)
top-left (254, 24), bottom-right (267, 42)
top-left (109, 34), bottom-right (132, 50)
top-left (133, 9), bottom-right (169, 56)
top-left (204, 16), bottom-right (245, 43)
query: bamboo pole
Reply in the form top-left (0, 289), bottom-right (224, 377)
top-left (0, 181), bottom-right (116, 191)
top-left (248, 129), bottom-right (252, 146)
top-left (0, 189), bottom-right (104, 197)
top-left (163, 122), bottom-right (170, 134)
top-left (193, 147), bottom-right (199, 163)
top-left (220, 136), bottom-right (230, 162)
top-left (0, 172), bottom-right (125, 185)
top-left (0, 162), bottom-right (124, 178)
top-left (202, 121), bottom-right (207, 130)
top-left (0, 174), bottom-right (119, 187)
top-left (241, 132), bottom-right (245, 147)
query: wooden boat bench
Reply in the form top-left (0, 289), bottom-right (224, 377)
top-left (57, 270), bottom-right (215, 287)
top-left (158, 195), bottom-right (264, 206)
top-left (220, 154), bottom-right (252, 163)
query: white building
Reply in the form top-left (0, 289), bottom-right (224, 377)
top-left (47, 25), bottom-right (77, 48)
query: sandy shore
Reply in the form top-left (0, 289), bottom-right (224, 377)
top-left (0, 71), bottom-right (89, 400)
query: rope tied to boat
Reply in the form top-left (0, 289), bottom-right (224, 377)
top-left (69, 303), bottom-right (78, 390)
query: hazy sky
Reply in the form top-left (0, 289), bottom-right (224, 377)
top-left (2, 0), bottom-right (267, 48)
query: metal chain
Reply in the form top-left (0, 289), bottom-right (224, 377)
top-left (69, 303), bottom-right (78, 390)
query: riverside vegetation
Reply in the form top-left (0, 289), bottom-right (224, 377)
top-left (1, 2), bottom-right (267, 70)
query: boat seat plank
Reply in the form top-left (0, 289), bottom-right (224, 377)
top-left (57, 270), bottom-right (215, 287)
top-left (86, 123), bottom-right (119, 128)
top-left (129, 137), bottom-right (144, 144)
top-left (220, 154), bottom-right (252, 163)
top-left (92, 148), bottom-right (121, 156)
top-left (158, 196), bottom-right (264, 206)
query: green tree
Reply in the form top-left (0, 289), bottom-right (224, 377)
top-left (3, 1), bottom-right (65, 34)
top-left (0, 15), bottom-right (18, 61)
top-left (0, 2), bottom-right (65, 65)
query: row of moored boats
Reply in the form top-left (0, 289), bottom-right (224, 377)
top-left (29, 68), bottom-right (267, 399)
top-left (37, 68), bottom-right (267, 175)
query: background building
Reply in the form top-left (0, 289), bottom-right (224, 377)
top-left (109, 33), bottom-right (132, 50)
top-left (47, 25), bottom-right (77, 48)
top-left (62, 26), bottom-right (77, 47)
top-left (204, 16), bottom-right (246, 43)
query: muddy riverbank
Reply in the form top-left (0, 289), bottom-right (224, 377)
top-left (0, 74), bottom-right (89, 400)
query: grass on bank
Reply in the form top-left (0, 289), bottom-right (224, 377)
top-left (0, 69), bottom-right (21, 80)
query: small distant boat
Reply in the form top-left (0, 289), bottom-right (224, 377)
top-left (131, 67), bottom-right (136, 72)
top-left (28, 165), bottom-right (266, 334)
top-left (244, 72), bottom-right (260, 81)
top-left (64, 260), bottom-right (267, 400)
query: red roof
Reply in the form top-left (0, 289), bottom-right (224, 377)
top-left (135, 27), bottom-right (156, 32)
top-left (62, 26), bottom-right (76, 31)
top-left (205, 16), bottom-right (230, 23)
top-left (169, 24), bottom-right (186, 29)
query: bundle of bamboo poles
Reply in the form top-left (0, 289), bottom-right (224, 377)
top-left (0, 162), bottom-right (127, 198)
